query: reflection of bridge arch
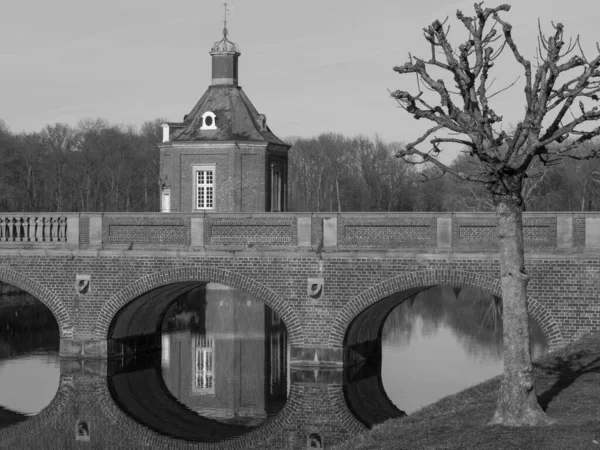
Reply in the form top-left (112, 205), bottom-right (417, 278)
top-left (95, 266), bottom-right (303, 345)
top-left (0, 376), bottom-right (72, 447)
top-left (330, 269), bottom-right (564, 352)
top-left (0, 265), bottom-right (71, 338)
top-left (96, 371), bottom-right (305, 449)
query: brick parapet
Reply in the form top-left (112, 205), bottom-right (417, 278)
top-left (204, 215), bottom-right (298, 249)
top-left (337, 215), bottom-right (436, 249)
top-left (102, 213), bottom-right (191, 247)
top-left (79, 216), bottom-right (90, 245)
top-left (5, 211), bottom-right (600, 253)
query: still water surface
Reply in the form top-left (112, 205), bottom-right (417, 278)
top-left (0, 283), bottom-right (548, 448)
top-left (381, 285), bottom-right (547, 413)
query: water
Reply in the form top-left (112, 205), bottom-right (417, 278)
top-left (0, 283), bottom-right (549, 448)
top-left (159, 284), bottom-right (288, 431)
top-left (381, 285), bottom-right (548, 413)
top-left (0, 293), bottom-right (60, 419)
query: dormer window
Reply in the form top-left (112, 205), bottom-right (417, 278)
top-left (201, 112), bottom-right (217, 130)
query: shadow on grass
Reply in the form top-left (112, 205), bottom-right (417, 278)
top-left (537, 351), bottom-right (600, 410)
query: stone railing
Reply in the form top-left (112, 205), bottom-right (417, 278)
top-left (0, 214), bottom-right (78, 247)
top-left (1, 211), bottom-right (600, 253)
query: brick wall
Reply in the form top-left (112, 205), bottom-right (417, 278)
top-left (338, 216), bottom-right (436, 248)
top-left (161, 143), bottom-right (271, 213)
top-left (452, 215), bottom-right (557, 250)
top-left (2, 250), bottom-right (600, 354)
top-left (79, 217), bottom-right (90, 245)
top-left (205, 217), bottom-right (297, 247)
top-left (102, 215), bottom-right (191, 247)
top-left (2, 212), bottom-right (600, 360)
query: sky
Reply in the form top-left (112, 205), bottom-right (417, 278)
top-left (1, 0), bottom-right (599, 158)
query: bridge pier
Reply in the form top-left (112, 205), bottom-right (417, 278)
top-left (60, 339), bottom-right (108, 358)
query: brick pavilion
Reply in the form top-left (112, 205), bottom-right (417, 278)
top-left (159, 24), bottom-right (290, 213)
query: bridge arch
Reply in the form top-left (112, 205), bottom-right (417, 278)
top-left (95, 266), bottom-right (303, 345)
top-left (329, 269), bottom-right (564, 352)
top-left (0, 265), bottom-right (72, 338)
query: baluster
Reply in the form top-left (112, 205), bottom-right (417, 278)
top-left (34, 217), bottom-right (40, 242)
top-left (58, 217), bottom-right (67, 241)
top-left (0, 218), bottom-right (4, 241)
top-left (19, 218), bottom-right (24, 241)
top-left (11, 218), bottom-right (17, 242)
top-left (25, 217), bottom-right (30, 242)
top-left (48, 217), bottom-right (54, 242)
top-left (50, 218), bottom-right (57, 242)
top-left (42, 217), bottom-right (47, 242)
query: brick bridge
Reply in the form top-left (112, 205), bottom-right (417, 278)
top-left (1, 211), bottom-right (600, 366)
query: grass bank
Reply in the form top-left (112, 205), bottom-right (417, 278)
top-left (332, 332), bottom-right (600, 450)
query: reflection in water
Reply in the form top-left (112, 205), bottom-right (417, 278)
top-left (0, 283), bottom-right (555, 448)
top-left (128, 282), bottom-right (289, 438)
top-left (0, 287), bottom-right (59, 420)
top-left (381, 285), bottom-right (548, 414)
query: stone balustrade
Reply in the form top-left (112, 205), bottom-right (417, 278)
top-left (0, 214), bottom-right (77, 246)
top-left (0, 211), bottom-right (598, 253)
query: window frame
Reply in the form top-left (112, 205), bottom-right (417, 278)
top-left (193, 165), bottom-right (216, 210)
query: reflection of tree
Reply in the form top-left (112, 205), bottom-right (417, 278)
top-left (381, 286), bottom-right (548, 360)
top-left (162, 287), bottom-right (207, 334)
top-left (0, 292), bottom-right (59, 359)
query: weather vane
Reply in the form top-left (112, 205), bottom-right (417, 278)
top-left (223, 1), bottom-right (231, 36)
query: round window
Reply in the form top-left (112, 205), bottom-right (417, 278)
top-left (205, 116), bottom-right (213, 127)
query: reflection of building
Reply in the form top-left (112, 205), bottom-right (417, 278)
top-left (161, 284), bottom-right (287, 425)
top-left (266, 308), bottom-right (287, 416)
top-left (193, 334), bottom-right (215, 395)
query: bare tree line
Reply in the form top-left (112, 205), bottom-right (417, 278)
top-left (0, 118), bottom-right (161, 212)
top-left (1, 119), bottom-right (599, 213)
top-left (288, 132), bottom-right (600, 213)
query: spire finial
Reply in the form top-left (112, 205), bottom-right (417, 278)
top-left (223, 1), bottom-right (230, 37)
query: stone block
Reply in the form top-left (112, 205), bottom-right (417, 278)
top-left (89, 214), bottom-right (103, 247)
top-left (83, 340), bottom-right (108, 358)
top-left (557, 216), bottom-right (573, 249)
top-left (323, 217), bottom-right (337, 247)
top-left (290, 367), bottom-right (343, 384)
top-left (190, 216), bottom-right (204, 247)
top-left (437, 217), bottom-right (452, 248)
top-left (297, 216), bottom-right (312, 247)
top-left (290, 346), bottom-right (343, 367)
top-left (60, 339), bottom-right (83, 357)
top-left (585, 217), bottom-right (600, 249)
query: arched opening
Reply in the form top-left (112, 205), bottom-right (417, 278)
top-left (108, 282), bottom-right (289, 442)
top-left (343, 284), bottom-right (550, 423)
top-left (0, 281), bottom-right (60, 425)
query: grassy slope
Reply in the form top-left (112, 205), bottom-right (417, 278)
top-left (332, 333), bottom-right (600, 450)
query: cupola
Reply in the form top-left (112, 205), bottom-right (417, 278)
top-left (210, 23), bottom-right (240, 85)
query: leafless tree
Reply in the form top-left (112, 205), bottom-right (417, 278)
top-left (391, 3), bottom-right (600, 425)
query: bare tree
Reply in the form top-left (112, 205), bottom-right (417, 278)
top-left (391, 3), bottom-right (600, 425)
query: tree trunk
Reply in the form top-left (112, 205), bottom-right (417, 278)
top-left (489, 199), bottom-right (554, 426)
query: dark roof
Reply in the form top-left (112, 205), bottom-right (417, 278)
top-left (164, 122), bottom-right (184, 128)
top-left (169, 85), bottom-right (289, 147)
